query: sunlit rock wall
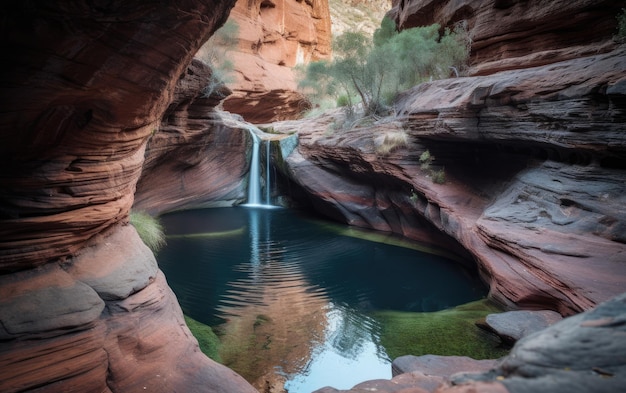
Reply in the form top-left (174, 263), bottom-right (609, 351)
top-left (221, 0), bottom-right (332, 123)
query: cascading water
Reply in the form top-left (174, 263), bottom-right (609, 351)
top-left (265, 140), bottom-right (271, 205)
top-left (245, 129), bottom-right (273, 207)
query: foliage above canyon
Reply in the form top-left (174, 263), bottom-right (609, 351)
top-left (299, 18), bottom-right (470, 118)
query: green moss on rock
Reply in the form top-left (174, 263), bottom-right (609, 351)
top-left (372, 299), bottom-right (509, 360)
top-left (184, 315), bottom-right (222, 362)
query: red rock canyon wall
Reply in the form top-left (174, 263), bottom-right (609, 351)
top-left (221, 0), bottom-right (332, 123)
top-left (272, 0), bottom-right (626, 315)
top-left (388, 0), bottom-right (622, 75)
top-left (0, 1), bottom-right (256, 391)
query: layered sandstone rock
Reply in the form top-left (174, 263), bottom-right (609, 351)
top-left (272, 45), bottom-right (626, 315)
top-left (220, 0), bottom-right (332, 123)
top-left (0, 224), bottom-right (256, 393)
top-left (133, 59), bottom-right (250, 215)
top-left (330, 0), bottom-right (393, 36)
top-left (388, 0), bottom-right (622, 75)
top-left (0, 1), bottom-right (257, 391)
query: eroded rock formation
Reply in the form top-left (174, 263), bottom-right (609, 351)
top-left (267, 1), bottom-right (626, 391)
top-left (273, 44), bottom-right (626, 316)
top-left (133, 59), bottom-right (251, 215)
top-left (0, 1), bottom-right (256, 391)
top-left (220, 0), bottom-right (332, 123)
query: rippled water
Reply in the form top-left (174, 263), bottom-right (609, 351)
top-left (158, 207), bottom-right (487, 392)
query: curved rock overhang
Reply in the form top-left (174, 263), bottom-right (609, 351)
top-left (0, 0), bottom-right (235, 272)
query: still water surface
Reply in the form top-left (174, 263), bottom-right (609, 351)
top-left (158, 207), bottom-right (487, 392)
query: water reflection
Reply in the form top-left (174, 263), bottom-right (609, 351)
top-left (158, 207), bottom-right (487, 392)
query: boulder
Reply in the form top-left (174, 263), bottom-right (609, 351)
top-left (480, 310), bottom-right (563, 344)
top-left (312, 293), bottom-right (626, 393)
top-left (452, 292), bottom-right (626, 393)
top-left (392, 354), bottom-right (499, 377)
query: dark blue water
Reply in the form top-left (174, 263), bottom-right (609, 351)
top-left (158, 207), bottom-right (487, 392)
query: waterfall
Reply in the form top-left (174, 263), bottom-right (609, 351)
top-left (265, 140), bottom-right (271, 205)
top-left (246, 132), bottom-right (262, 206)
top-left (245, 129), bottom-right (273, 207)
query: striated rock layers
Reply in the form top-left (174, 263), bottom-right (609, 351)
top-left (0, 1), bottom-right (256, 392)
top-left (133, 59), bottom-right (251, 215)
top-left (271, 0), bottom-right (626, 315)
top-left (273, 45), bottom-right (626, 317)
top-left (221, 0), bottom-right (332, 123)
top-left (388, 0), bottom-right (623, 75)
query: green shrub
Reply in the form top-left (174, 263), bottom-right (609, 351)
top-left (129, 210), bottom-right (166, 253)
top-left (419, 150), bottom-right (432, 170)
top-left (336, 94), bottom-right (351, 107)
top-left (418, 150), bottom-right (446, 184)
top-left (432, 168), bottom-right (446, 184)
top-left (184, 315), bottom-right (222, 362)
top-left (376, 130), bottom-right (409, 156)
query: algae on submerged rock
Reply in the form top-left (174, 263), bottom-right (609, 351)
top-left (372, 299), bottom-right (509, 360)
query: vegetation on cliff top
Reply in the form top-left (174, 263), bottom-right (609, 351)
top-left (298, 17), bottom-right (470, 119)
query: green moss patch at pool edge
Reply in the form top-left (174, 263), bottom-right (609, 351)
top-left (184, 315), bottom-right (222, 362)
top-left (371, 299), bottom-right (510, 360)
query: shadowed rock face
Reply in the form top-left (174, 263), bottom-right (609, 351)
top-left (221, 0), bottom-right (332, 123)
top-left (0, 0), bottom-right (235, 272)
top-left (0, 1), bottom-right (257, 391)
top-left (133, 59), bottom-right (250, 215)
top-left (388, 0), bottom-right (622, 75)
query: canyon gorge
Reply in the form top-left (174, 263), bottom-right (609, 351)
top-left (1, 0), bottom-right (625, 392)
